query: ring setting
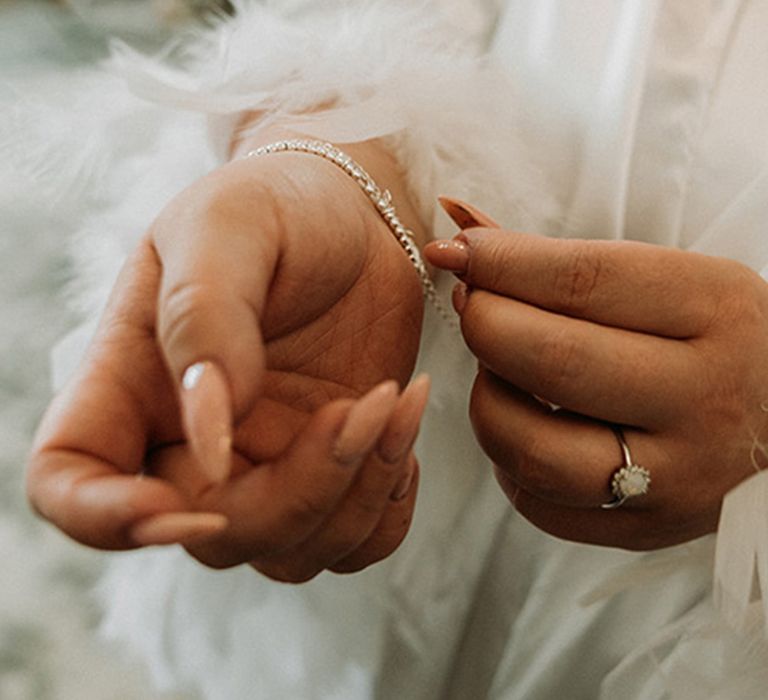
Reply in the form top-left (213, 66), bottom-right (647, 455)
top-left (601, 428), bottom-right (651, 509)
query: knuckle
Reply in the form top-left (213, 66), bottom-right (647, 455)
top-left (514, 437), bottom-right (560, 500)
top-left (554, 243), bottom-right (603, 315)
top-left (716, 264), bottom-right (766, 329)
top-left (460, 292), bottom-right (490, 350)
top-left (468, 375), bottom-right (501, 450)
top-left (158, 282), bottom-right (217, 350)
top-left (236, 498), bottom-right (332, 558)
top-left (468, 374), bottom-right (563, 503)
top-left (689, 257), bottom-right (766, 337)
top-left (694, 375), bottom-right (750, 434)
top-left (349, 490), bottom-right (387, 518)
top-left (349, 466), bottom-right (404, 517)
top-left (478, 237), bottom-right (516, 290)
top-left (534, 327), bottom-right (583, 396)
top-left (494, 433), bottom-right (559, 502)
top-left (283, 488), bottom-right (336, 531)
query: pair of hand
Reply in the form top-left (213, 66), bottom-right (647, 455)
top-left (27, 145), bottom-right (768, 575)
top-left (28, 147), bottom-right (428, 582)
top-left (425, 199), bottom-right (768, 550)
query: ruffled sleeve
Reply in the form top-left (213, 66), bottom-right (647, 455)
top-left (108, 0), bottom-right (550, 238)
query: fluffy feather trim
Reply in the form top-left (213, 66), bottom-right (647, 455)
top-left (110, 0), bottom-right (553, 238)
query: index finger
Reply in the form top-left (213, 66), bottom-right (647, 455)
top-left (27, 245), bottom-right (212, 549)
top-left (27, 366), bottom-right (190, 550)
top-left (433, 229), bottom-right (726, 337)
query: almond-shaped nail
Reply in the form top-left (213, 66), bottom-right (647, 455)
top-left (438, 196), bottom-right (501, 229)
top-left (333, 380), bottom-right (399, 465)
top-left (130, 512), bottom-right (229, 547)
top-left (181, 361), bottom-right (232, 483)
top-left (391, 458), bottom-right (417, 501)
top-left (423, 239), bottom-right (469, 274)
top-left (378, 374), bottom-right (431, 463)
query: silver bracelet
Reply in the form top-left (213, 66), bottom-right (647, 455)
top-left (243, 139), bottom-right (453, 324)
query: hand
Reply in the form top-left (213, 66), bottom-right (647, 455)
top-left (27, 142), bottom-right (427, 581)
top-left (425, 198), bottom-right (768, 550)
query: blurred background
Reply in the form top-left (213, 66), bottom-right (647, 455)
top-left (0, 2), bottom-right (227, 698)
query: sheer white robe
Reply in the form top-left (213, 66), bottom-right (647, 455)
top-left (45, 0), bottom-right (768, 697)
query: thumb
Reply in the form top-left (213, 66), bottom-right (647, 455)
top-left (152, 182), bottom-right (280, 483)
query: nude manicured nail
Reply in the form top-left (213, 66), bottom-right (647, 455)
top-left (423, 239), bottom-right (469, 274)
top-left (378, 374), bottom-right (431, 463)
top-left (181, 361), bottom-right (232, 483)
top-left (333, 381), bottom-right (399, 465)
top-left (438, 196), bottom-right (501, 229)
top-left (453, 282), bottom-right (469, 314)
top-left (130, 512), bottom-right (229, 546)
top-left (391, 458), bottom-right (417, 501)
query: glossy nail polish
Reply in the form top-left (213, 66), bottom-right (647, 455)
top-left (378, 374), bottom-right (431, 463)
top-left (333, 381), bottom-right (399, 465)
top-left (181, 361), bottom-right (232, 483)
top-left (438, 196), bottom-right (501, 229)
top-left (391, 458), bottom-right (417, 501)
top-left (130, 512), bottom-right (229, 546)
top-left (423, 239), bottom-right (470, 274)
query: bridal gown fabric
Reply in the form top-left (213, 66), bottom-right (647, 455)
top-left (42, 0), bottom-right (768, 697)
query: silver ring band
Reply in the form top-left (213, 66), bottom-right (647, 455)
top-left (601, 427), bottom-right (651, 509)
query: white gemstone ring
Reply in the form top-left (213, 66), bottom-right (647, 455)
top-left (600, 427), bottom-right (651, 509)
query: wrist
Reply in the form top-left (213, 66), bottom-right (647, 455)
top-left (230, 123), bottom-right (429, 251)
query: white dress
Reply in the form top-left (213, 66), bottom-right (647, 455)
top-left (47, 0), bottom-right (768, 697)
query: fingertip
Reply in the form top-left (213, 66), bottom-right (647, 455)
top-left (407, 372), bottom-right (431, 404)
top-left (180, 361), bottom-right (232, 484)
top-left (423, 239), bottom-right (469, 274)
top-left (30, 455), bottom-right (193, 550)
top-left (377, 374), bottom-right (431, 464)
top-left (130, 511), bottom-right (229, 547)
top-left (399, 373), bottom-right (431, 422)
top-left (332, 380), bottom-right (400, 465)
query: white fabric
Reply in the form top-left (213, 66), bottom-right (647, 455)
top-left (42, 0), bottom-right (768, 697)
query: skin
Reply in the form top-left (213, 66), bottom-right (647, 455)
top-left (27, 125), bottom-right (768, 568)
top-left (27, 134), bottom-right (427, 582)
top-left (424, 221), bottom-right (768, 550)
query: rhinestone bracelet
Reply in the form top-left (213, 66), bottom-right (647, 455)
top-left (243, 139), bottom-right (452, 324)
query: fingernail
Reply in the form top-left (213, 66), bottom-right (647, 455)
top-left (333, 380), bottom-right (399, 465)
top-left (438, 196), bottom-right (501, 229)
top-left (455, 227), bottom-right (494, 246)
top-left (130, 512), bottom-right (229, 546)
top-left (378, 373), bottom-right (431, 463)
top-left (423, 239), bottom-right (469, 274)
top-left (453, 282), bottom-right (469, 314)
top-left (181, 361), bottom-right (232, 483)
top-left (391, 458), bottom-right (417, 501)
